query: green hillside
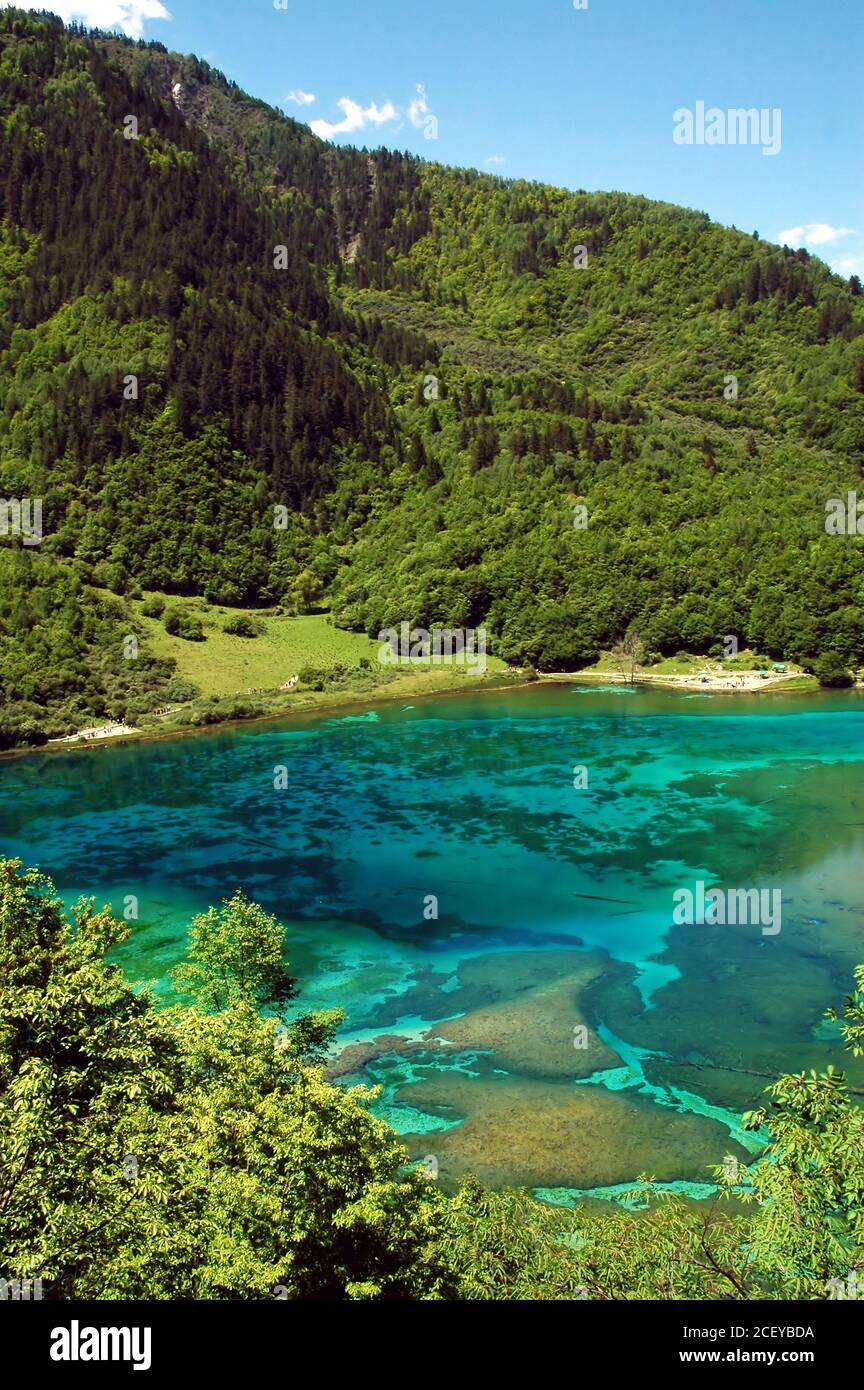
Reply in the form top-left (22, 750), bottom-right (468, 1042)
top-left (1, 9), bottom-right (862, 745)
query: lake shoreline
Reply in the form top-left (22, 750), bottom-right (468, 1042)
top-left (0, 660), bottom-right (849, 766)
top-left (0, 670), bottom-right (530, 763)
top-left (541, 669), bottom-right (818, 694)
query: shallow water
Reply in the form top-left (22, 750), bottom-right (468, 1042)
top-left (2, 682), bottom-right (862, 1199)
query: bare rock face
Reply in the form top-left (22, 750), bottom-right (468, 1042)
top-left (166, 72), bottom-right (210, 129)
top-left (341, 232), bottom-right (362, 266)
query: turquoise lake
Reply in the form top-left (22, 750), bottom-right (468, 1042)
top-left (2, 682), bottom-right (863, 1201)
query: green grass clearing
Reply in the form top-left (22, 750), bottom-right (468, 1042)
top-left (135, 597), bottom-right (507, 699)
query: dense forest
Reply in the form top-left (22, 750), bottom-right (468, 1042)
top-left (1, 856), bottom-right (862, 1300)
top-left (1, 9), bottom-right (863, 746)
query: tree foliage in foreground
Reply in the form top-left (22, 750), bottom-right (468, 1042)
top-left (0, 857), bottom-right (861, 1299)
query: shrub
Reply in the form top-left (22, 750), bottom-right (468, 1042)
top-left (164, 609), bottom-right (206, 642)
top-left (812, 651), bottom-right (854, 688)
top-left (164, 678), bottom-right (201, 703)
top-left (223, 614), bottom-right (260, 638)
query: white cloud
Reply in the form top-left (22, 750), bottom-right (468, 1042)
top-left (485, 154), bottom-right (506, 168)
top-left (408, 83), bottom-right (429, 129)
top-left (363, 102), bottom-right (399, 125)
top-left (837, 255), bottom-right (864, 274)
top-left (777, 222), bottom-right (856, 248)
top-left (3, 2), bottom-right (171, 37)
top-left (310, 97), bottom-right (397, 141)
top-left (285, 89), bottom-right (316, 107)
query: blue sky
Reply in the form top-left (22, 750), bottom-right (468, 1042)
top-left (19, 0), bottom-right (864, 275)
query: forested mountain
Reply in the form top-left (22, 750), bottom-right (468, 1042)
top-left (1, 9), bottom-right (863, 744)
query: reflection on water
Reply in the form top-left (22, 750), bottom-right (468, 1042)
top-left (1, 683), bottom-right (862, 1197)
